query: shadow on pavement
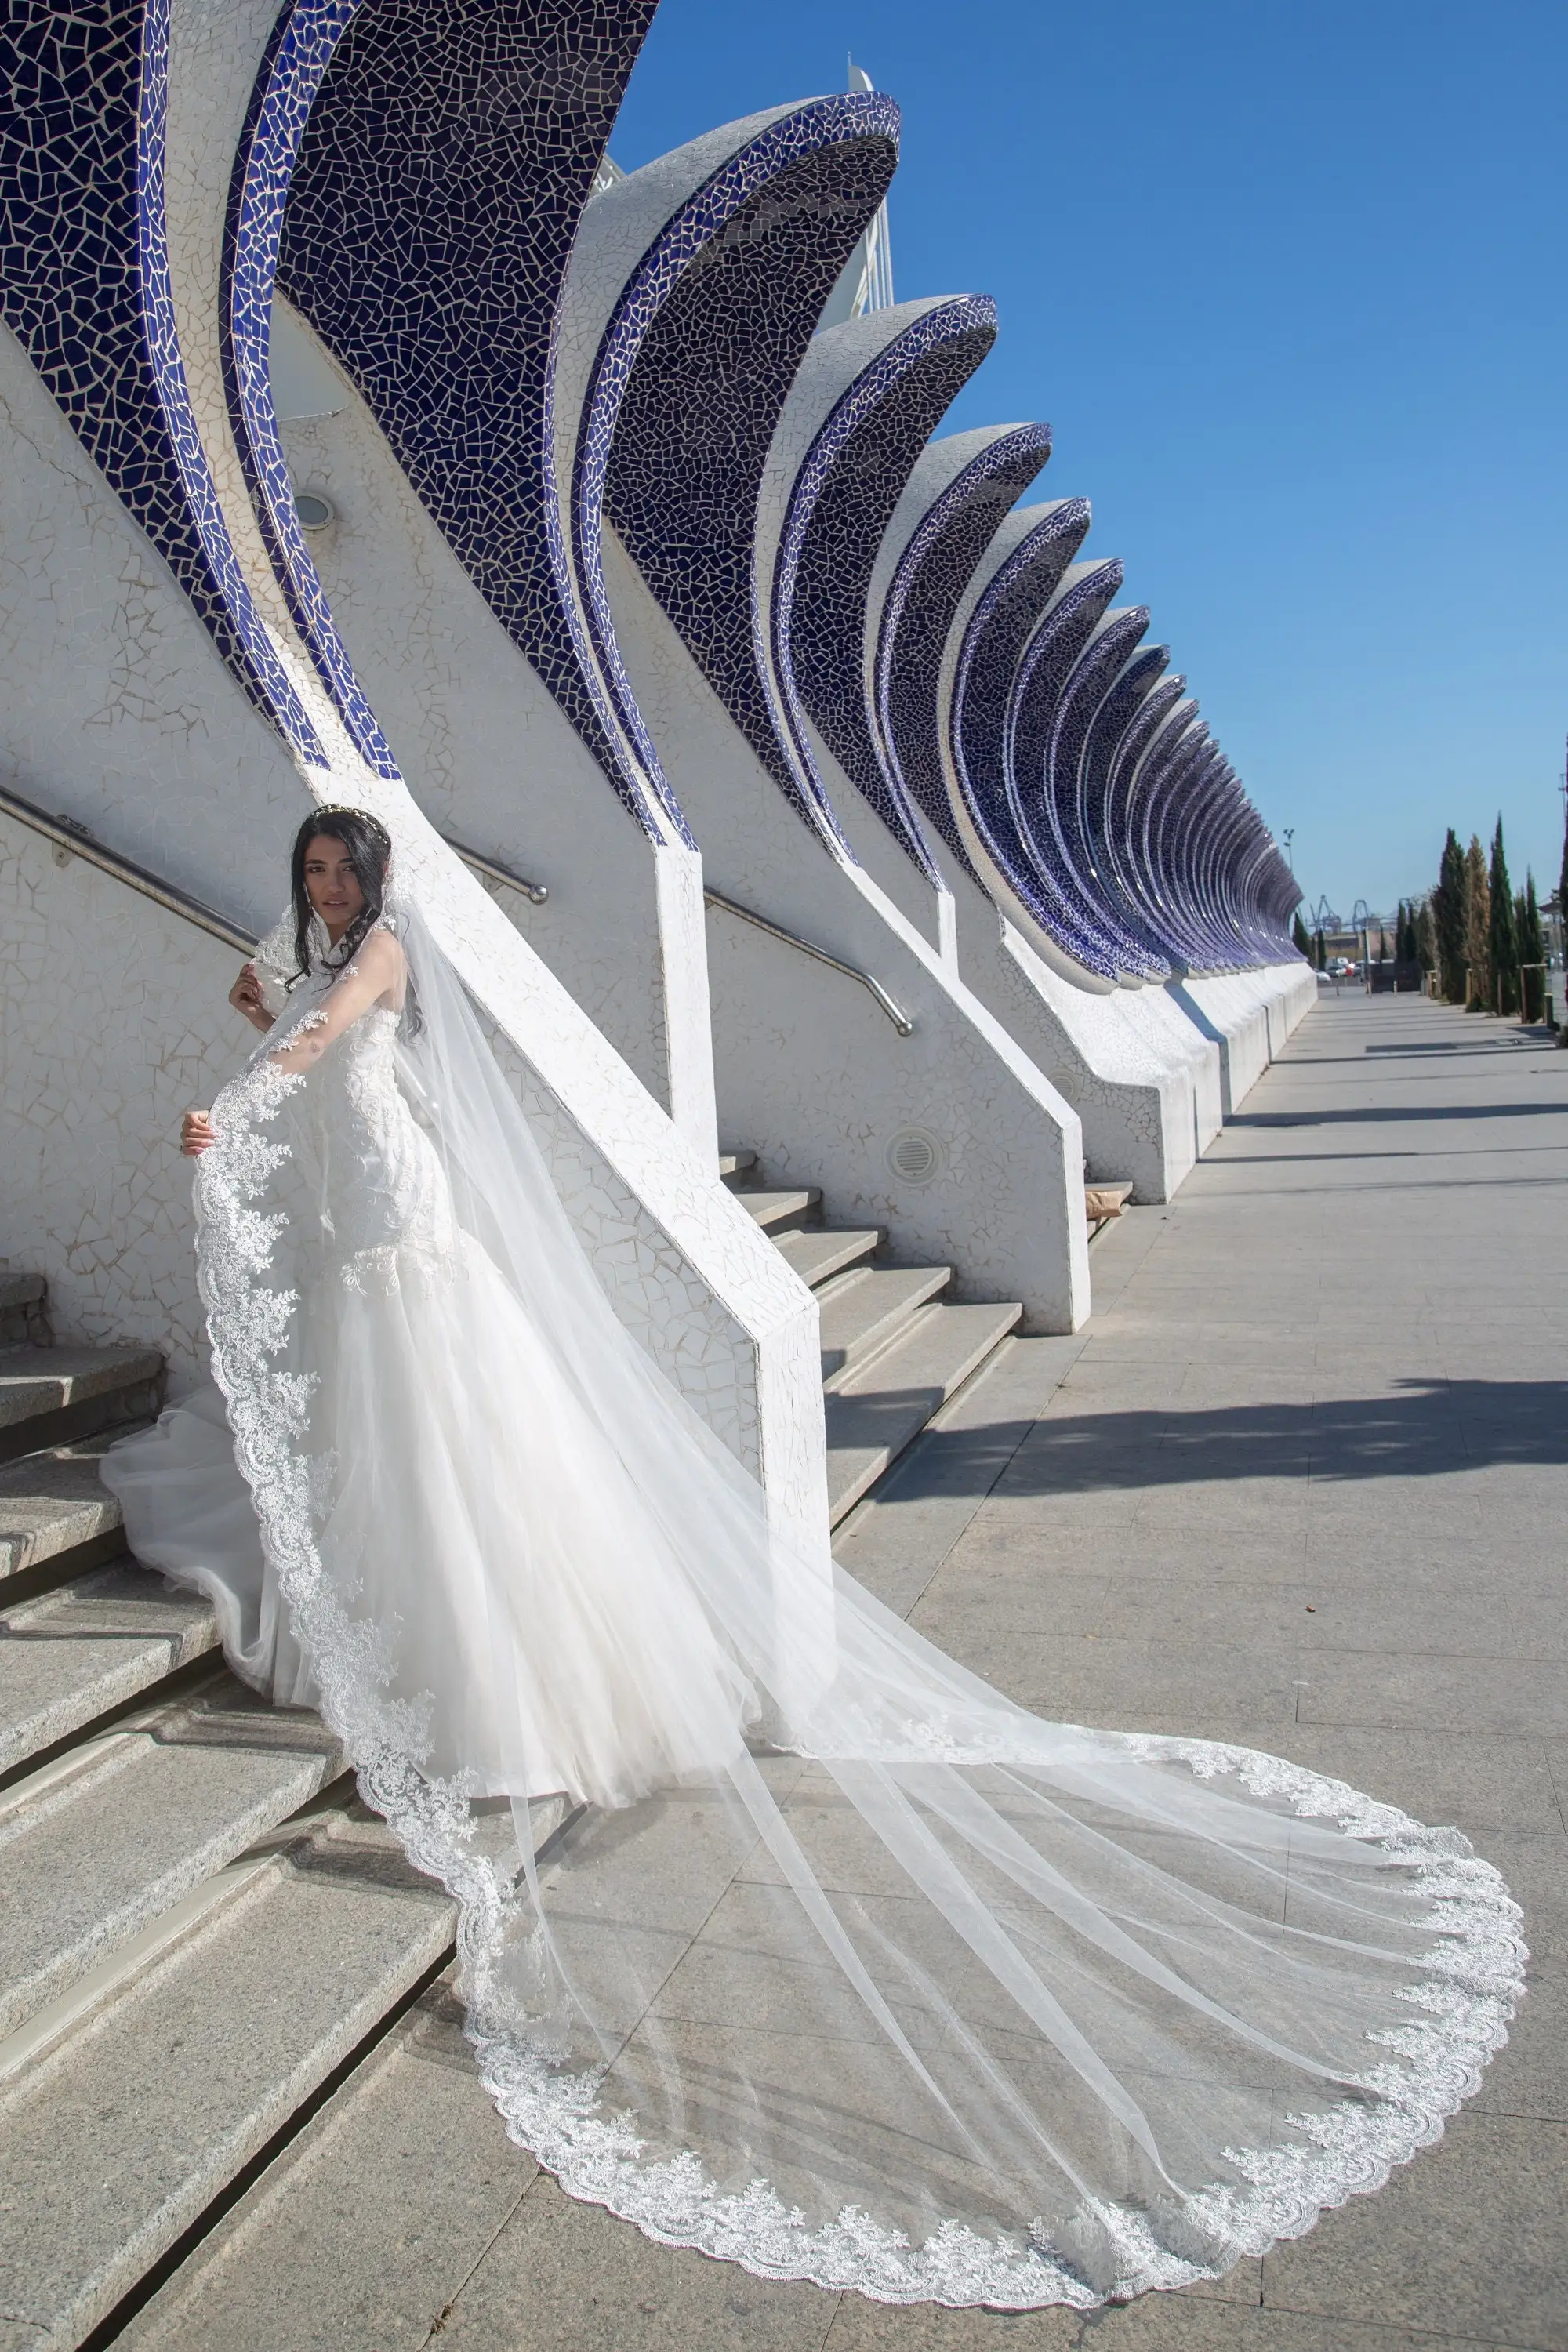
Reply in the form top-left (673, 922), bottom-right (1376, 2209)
top-left (873, 1379), bottom-right (1568, 1500)
top-left (1232, 1099), bottom-right (1568, 1128)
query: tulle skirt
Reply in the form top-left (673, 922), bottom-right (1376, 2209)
top-left (105, 1230), bottom-right (753, 1806)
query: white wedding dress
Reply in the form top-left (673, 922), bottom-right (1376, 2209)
top-left (103, 901), bottom-right (1524, 2310)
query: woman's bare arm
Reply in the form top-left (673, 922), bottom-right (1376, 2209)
top-left (266, 929), bottom-right (405, 1075)
top-left (183, 931), bottom-right (404, 1153)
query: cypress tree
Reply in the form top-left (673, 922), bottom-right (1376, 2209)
top-left (1488, 818), bottom-right (1518, 1014)
top-left (1292, 909), bottom-right (1310, 957)
top-left (1433, 829), bottom-right (1468, 1003)
top-left (1464, 835), bottom-right (1490, 1007)
top-left (1519, 870), bottom-right (1544, 1019)
top-left (1313, 926), bottom-right (1327, 970)
top-left (1415, 898), bottom-right (1436, 978)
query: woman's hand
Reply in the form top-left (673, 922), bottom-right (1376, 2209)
top-left (229, 960), bottom-right (273, 1033)
top-left (181, 1109), bottom-right (218, 1158)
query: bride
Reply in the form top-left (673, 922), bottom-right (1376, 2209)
top-left (103, 806), bottom-right (1523, 2310)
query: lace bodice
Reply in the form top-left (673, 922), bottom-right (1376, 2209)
top-left (313, 1000), bottom-right (454, 1284)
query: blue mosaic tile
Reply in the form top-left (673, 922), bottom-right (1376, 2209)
top-left (1163, 753), bottom-right (1228, 963)
top-left (875, 424), bottom-right (1052, 882)
top-left (1100, 671), bottom-right (1185, 935)
top-left (1031, 608), bottom-right (1164, 978)
top-left (277, 0), bottom-right (673, 834)
top-left (1145, 724), bottom-right (1221, 965)
top-left (776, 296), bottom-right (996, 887)
top-left (225, 0), bottom-right (398, 778)
top-left (1114, 693), bottom-right (1200, 964)
top-left (1196, 779), bottom-right (1262, 963)
top-left (1, 0), bottom-right (324, 759)
top-left (597, 93), bottom-right (899, 848)
top-left (948, 501), bottom-right (1095, 948)
top-left (1000, 557), bottom-right (1131, 979)
top-left (1077, 641), bottom-right (1172, 973)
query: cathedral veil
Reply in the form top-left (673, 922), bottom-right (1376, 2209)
top-left (189, 891), bottom-right (1524, 2309)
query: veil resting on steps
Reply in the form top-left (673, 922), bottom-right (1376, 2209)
top-left (187, 887), bottom-right (1524, 2310)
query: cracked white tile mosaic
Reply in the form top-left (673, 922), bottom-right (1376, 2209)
top-left (0, 815), bottom-right (245, 1388)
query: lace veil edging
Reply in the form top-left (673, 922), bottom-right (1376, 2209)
top-left (187, 891), bottom-right (1526, 2309)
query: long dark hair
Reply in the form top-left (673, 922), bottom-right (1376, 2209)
top-left (287, 807), bottom-right (392, 987)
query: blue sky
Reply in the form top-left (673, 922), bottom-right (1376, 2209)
top-left (610, 0), bottom-right (1568, 920)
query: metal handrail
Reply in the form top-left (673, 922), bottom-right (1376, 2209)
top-left (2, 789), bottom-right (906, 1050)
top-left (703, 887), bottom-right (913, 1036)
top-left (443, 835), bottom-right (548, 904)
top-left (0, 782), bottom-right (258, 954)
top-left (0, 788), bottom-right (550, 952)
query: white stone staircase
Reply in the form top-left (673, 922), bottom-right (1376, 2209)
top-left (0, 1200), bottom-right (1020, 2345)
top-left (0, 1272), bottom-right (571, 2350)
top-left (720, 1150), bottom-right (1023, 1524)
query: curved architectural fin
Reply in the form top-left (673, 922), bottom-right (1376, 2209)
top-left (568, 95), bottom-right (900, 848)
top-left (871, 423), bottom-right (1053, 880)
top-left (762, 295), bottom-right (996, 882)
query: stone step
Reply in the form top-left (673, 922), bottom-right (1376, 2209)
top-left (771, 1225), bottom-right (882, 1290)
top-left (0, 1558), bottom-right (220, 1779)
top-left (0, 1342), bottom-right (164, 1467)
top-left (0, 1668), bottom-right (343, 2039)
top-left (717, 1148), bottom-right (757, 1181)
top-left (0, 1430), bottom-right (138, 1590)
top-left (0, 1271), bottom-right (49, 1348)
top-left (824, 1300), bottom-right (1023, 1524)
top-left (0, 1791), bottom-right (474, 2352)
top-left (729, 1185), bottom-right (821, 1235)
top-left (111, 1960), bottom-right (512, 2352)
top-left (815, 1262), bottom-right (953, 1381)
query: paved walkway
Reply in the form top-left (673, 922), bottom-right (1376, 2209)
top-left (127, 991), bottom-right (1567, 2352)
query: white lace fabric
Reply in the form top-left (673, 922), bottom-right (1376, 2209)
top-left (105, 897), bottom-right (1524, 2310)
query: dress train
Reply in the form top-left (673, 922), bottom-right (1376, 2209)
top-left (101, 896), bottom-right (1523, 2309)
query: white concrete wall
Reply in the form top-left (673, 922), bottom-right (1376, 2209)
top-left (0, 815), bottom-right (818, 1524)
top-left (1171, 976), bottom-right (1269, 1115)
top-left (1255, 961), bottom-right (1319, 1049)
top-left (0, 816), bottom-right (250, 1391)
top-left (0, 322), bottom-right (308, 930)
top-left (1168, 964), bottom-right (1315, 1112)
top-left (819, 746), bottom-right (1210, 1201)
top-left (604, 526), bottom-right (1091, 1334)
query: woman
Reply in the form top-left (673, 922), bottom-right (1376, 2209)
top-left (103, 808), bottom-right (1523, 2310)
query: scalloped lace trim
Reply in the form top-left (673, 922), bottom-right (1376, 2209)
top-left (467, 1731), bottom-right (1524, 2308)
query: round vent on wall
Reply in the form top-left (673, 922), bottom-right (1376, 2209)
top-left (294, 491), bottom-right (335, 530)
top-left (885, 1128), bottom-right (942, 1187)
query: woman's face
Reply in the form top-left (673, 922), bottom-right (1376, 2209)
top-left (302, 835), bottom-right (365, 942)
